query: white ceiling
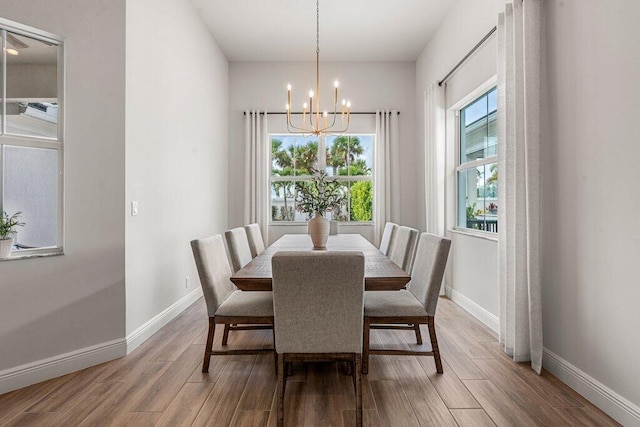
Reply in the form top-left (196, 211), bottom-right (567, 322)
top-left (5, 32), bottom-right (58, 65)
top-left (190, 0), bottom-right (456, 62)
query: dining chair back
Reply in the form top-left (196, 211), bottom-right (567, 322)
top-left (244, 223), bottom-right (266, 258)
top-left (378, 222), bottom-right (398, 256)
top-left (225, 227), bottom-right (253, 273)
top-left (272, 251), bottom-right (365, 426)
top-left (387, 226), bottom-right (419, 272)
top-left (272, 251), bottom-right (364, 353)
top-left (191, 234), bottom-right (236, 316)
top-left (408, 233), bottom-right (452, 315)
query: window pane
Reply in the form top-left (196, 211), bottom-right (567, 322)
top-left (324, 180), bottom-right (349, 221)
top-left (270, 135), bottom-right (317, 178)
top-left (3, 145), bottom-right (59, 248)
top-left (326, 135), bottom-right (373, 177)
top-left (271, 180), bottom-right (296, 221)
top-left (5, 32), bottom-right (59, 139)
top-left (463, 94), bottom-right (488, 127)
top-left (460, 87), bottom-right (497, 163)
top-left (457, 162), bottom-right (498, 233)
top-left (349, 180), bottom-right (373, 221)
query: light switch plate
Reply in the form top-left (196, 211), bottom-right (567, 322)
top-left (131, 201), bottom-right (139, 216)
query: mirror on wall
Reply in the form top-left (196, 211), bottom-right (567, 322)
top-left (4, 31), bottom-right (59, 139)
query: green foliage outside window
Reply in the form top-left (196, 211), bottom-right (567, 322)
top-left (350, 181), bottom-right (372, 221)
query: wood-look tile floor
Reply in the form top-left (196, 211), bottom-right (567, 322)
top-left (0, 297), bottom-right (619, 426)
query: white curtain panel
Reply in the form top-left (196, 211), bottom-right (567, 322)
top-left (244, 111), bottom-right (269, 244)
top-left (424, 83), bottom-right (446, 236)
top-left (497, 0), bottom-right (543, 374)
top-left (374, 110), bottom-right (400, 245)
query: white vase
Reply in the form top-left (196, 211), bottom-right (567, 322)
top-left (308, 213), bottom-right (330, 249)
top-left (0, 238), bottom-right (13, 259)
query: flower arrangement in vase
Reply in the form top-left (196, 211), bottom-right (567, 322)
top-left (295, 169), bottom-right (345, 249)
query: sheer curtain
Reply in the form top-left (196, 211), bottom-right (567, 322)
top-left (374, 110), bottom-right (400, 245)
top-left (424, 83), bottom-right (446, 236)
top-left (244, 111), bottom-right (269, 244)
top-left (497, 0), bottom-right (543, 373)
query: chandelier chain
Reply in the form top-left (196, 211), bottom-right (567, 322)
top-left (316, 0), bottom-right (320, 55)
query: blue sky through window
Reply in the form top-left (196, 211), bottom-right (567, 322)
top-left (464, 87), bottom-right (497, 126)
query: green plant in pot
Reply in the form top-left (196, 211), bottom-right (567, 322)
top-left (0, 211), bottom-right (24, 258)
top-left (295, 169), bottom-right (345, 249)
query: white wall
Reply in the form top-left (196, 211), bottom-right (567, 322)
top-left (541, 0), bottom-right (640, 420)
top-left (228, 61), bottom-right (417, 244)
top-left (418, 0), bottom-right (640, 422)
top-left (0, 0), bottom-right (126, 388)
top-left (416, 0), bottom-right (505, 321)
top-left (125, 0), bottom-right (229, 336)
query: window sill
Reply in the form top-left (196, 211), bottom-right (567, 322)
top-left (0, 249), bottom-right (64, 262)
top-left (449, 227), bottom-right (498, 242)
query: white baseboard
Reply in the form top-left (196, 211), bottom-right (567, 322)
top-left (543, 348), bottom-right (640, 427)
top-left (445, 285), bottom-right (500, 334)
top-left (439, 287), bottom-right (640, 425)
top-left (0, 338), bottom-right (126, 395)
top-left (0, 287), bottom-right (203, 396)
top-left (126, 287), bottom-right (203, 353)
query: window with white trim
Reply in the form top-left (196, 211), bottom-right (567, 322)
top-left (270, 134), bottom-right (374, 223)
top-left (1, 20), bottom-right (64, 256)
top-left (457, 87), bottom-right (498, 233)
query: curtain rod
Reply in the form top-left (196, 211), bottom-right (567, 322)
top-left (438, 26), bottom-right (497, 87)
top-left (243, 111), bottom-right (399, 116)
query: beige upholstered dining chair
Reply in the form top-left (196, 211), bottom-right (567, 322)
top-left (387, 225), bottom-right (419, 272)
top-left (378, 222), bottom-right (398, 256)
top-left (363, 233), bottom-right (451, 375)
top-left (224, 227), bottom-right (253, 273)
top-left (329, 220), bottom-right (339, 235)
top-left (373, 224), bottom-right (420, 345)
top-left (272, 251), bottom-right (365, 427)
top-left (191, 234), bottom-right (274, 373)
top-left (244, 223), bottom-right (266, 258)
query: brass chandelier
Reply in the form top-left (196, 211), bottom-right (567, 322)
top-left (286, 0), bottom-right (351, 136)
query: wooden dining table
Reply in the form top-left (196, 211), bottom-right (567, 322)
top-left (230, 234), bottom-right (411, 291)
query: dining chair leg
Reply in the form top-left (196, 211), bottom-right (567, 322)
top-left (355, 353), bottom-right (363, 427)
top-left (203, 318), bottom-right (216, 373)
top-left (273, 327), bottom-right (278, 374)
top-left (428, 316), bottom-right (443, 374)
top-left (412, 323), bottom-right (423, 345)
top-left (362, 317), bottom-right (371, 374)
top-left (277, 354), bottom-right (285, 427)
top-left (351, 358), bottom-right (357, 389)
top-left (222, 323), bottom-right (231, 345)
